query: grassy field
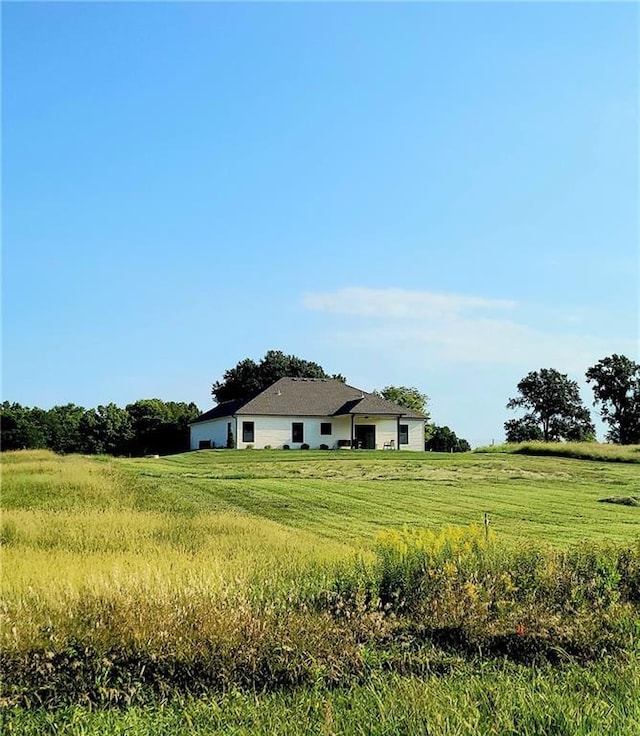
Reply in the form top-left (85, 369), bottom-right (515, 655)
top-left (476, 441), bottom-right (640, 464)
top-left (2, 447), bottom-right (639, 734)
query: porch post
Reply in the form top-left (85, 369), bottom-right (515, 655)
top-left (397, 416), bottom-right (401, 450)
top-left (351, 414), bottom-right (355, 449)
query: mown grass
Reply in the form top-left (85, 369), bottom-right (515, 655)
top-left (36, 447), bottom-right (639, 545)
top-left (2, 449), bottom-right (639, 733)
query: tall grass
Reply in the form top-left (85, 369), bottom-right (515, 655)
top-left (475, 442), bottom-right (640, 463)
top-left (0, 450), bottom-right (140, 510)
top-left (3, 525), bottom-right (638, 707)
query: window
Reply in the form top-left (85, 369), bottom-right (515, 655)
top-left (399, 424), bottom-right (409, 445)
top-left (320, 422), bottom-right (332, 436)
top-left (242, 421), bottom-right (255, 443)
top-left (292, 422), bottom-right (304, 443)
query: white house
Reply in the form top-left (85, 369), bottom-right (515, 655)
top-left (190, 377), bottom-right (426, 451)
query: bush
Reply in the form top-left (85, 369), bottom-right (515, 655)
top-left (320, 444), bottom-right (329, 450)
top-left (282, 445), bottom-right (290, 450)
top-left (301, 443), bottom-right (310, 450)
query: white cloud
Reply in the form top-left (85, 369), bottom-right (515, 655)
top-left (302, 287), bottom-right (516, 320)
top-left (300, 287), bottom-right (637, 447)
top-left (303, 287), bottom-right (634, 372)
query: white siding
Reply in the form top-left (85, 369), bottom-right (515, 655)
top-left (236, 415), bottom-right (425, 451)
top-left (236, 415), bottom-right (352, 449)
top-left (353, 416), bottom-right (396, 449)
top-left (189, 418), bottom-right (233, 450)
top-left (352, 416), bottom-right (425, 451)
top-left (405, 418), bottom-right (425, 451)
top-left (191, 415), bottom-right (425, 451)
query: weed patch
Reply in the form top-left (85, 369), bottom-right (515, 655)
top-left (600, 496), bottom-right (640, 507)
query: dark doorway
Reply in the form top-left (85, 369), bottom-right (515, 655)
top-left (354, 424), bottom-right (376, 449)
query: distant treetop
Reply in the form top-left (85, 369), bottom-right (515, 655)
top-left (211, 350), bottom-right (333, 404)
top-left (373, 385), bottom-right (429, 419)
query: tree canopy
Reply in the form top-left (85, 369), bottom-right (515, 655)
top-left (373, 386), bottom-right (429, 418)
top-left (46, 404), bottom-right (85, 454)
top-left (126, 399), bottom-right (200, 456)
top-left (503, 417), bottom-right (543, 443)
top-left (79, 403), bottom-right (134, 455)
top-left (1, 399), bottom-right (200, 456)
top-left (0, 402), bottom-right (50, 451)
top-left (505, 368), bottom-right (594, 442)
top-left (425, 425), bottom-right (471, 452)
top-left (586, 354), bottom-right (640, 445)
top-left (211, 350), bottom-right (332, 403)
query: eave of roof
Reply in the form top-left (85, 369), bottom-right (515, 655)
top-left (189, 398), bottom-right (245, 424)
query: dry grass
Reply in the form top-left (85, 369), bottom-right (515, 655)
top-left (475, 442), bottom-right (640, 463)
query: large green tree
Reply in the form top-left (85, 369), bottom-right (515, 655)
top-left (503, 417), bottom-right (544, 443)
top-left (373, 386), bottom-right (430, 418)
top-left (79, 403), bottom-right (135, 455)
top-left (586, 354), bottom-right (640, 445)
top-left (0, 402), bottom-right (49, 450)
top-left (212, 350), bottom-right (331, 403)
top-left (425, 425), bottom-right (471, 452)
top-left (505, 368), bottom-right (594, 442)
top-left (46, 404), bottom-right (86, 454)
top-left (126, 399), bottom-right (200, 456)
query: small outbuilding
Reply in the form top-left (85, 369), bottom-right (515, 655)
top-left (189, 377), bottom-right (426, 451)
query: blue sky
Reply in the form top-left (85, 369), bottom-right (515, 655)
top-left (3, 2), bottom-right (638, 448)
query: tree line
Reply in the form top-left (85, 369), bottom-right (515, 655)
top-left (3, 351), bottom-right (636, 456)
top-left (0, 399), bottom-right (200, 456)
top-left (504, 354), bottom-right (640, 445)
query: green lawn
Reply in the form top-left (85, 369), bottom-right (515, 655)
top-left (5, 661), bottom-right (640, 736)
top-left (118, 448), bottom-right (639, 545)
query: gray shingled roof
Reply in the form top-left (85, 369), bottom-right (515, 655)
top-left (190, 377), bottom-right (426, 424)
top-left (189, 398), bottom-right (246, 424)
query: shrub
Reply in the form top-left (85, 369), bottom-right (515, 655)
top-left (282, 445), bottom-right (290, 450)
top-left (320, 444), bottom-right (329, 450)
top-left (263, 445), bottom-right (272, 450)
top-left (301, 443), bottom-right (310, 450)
